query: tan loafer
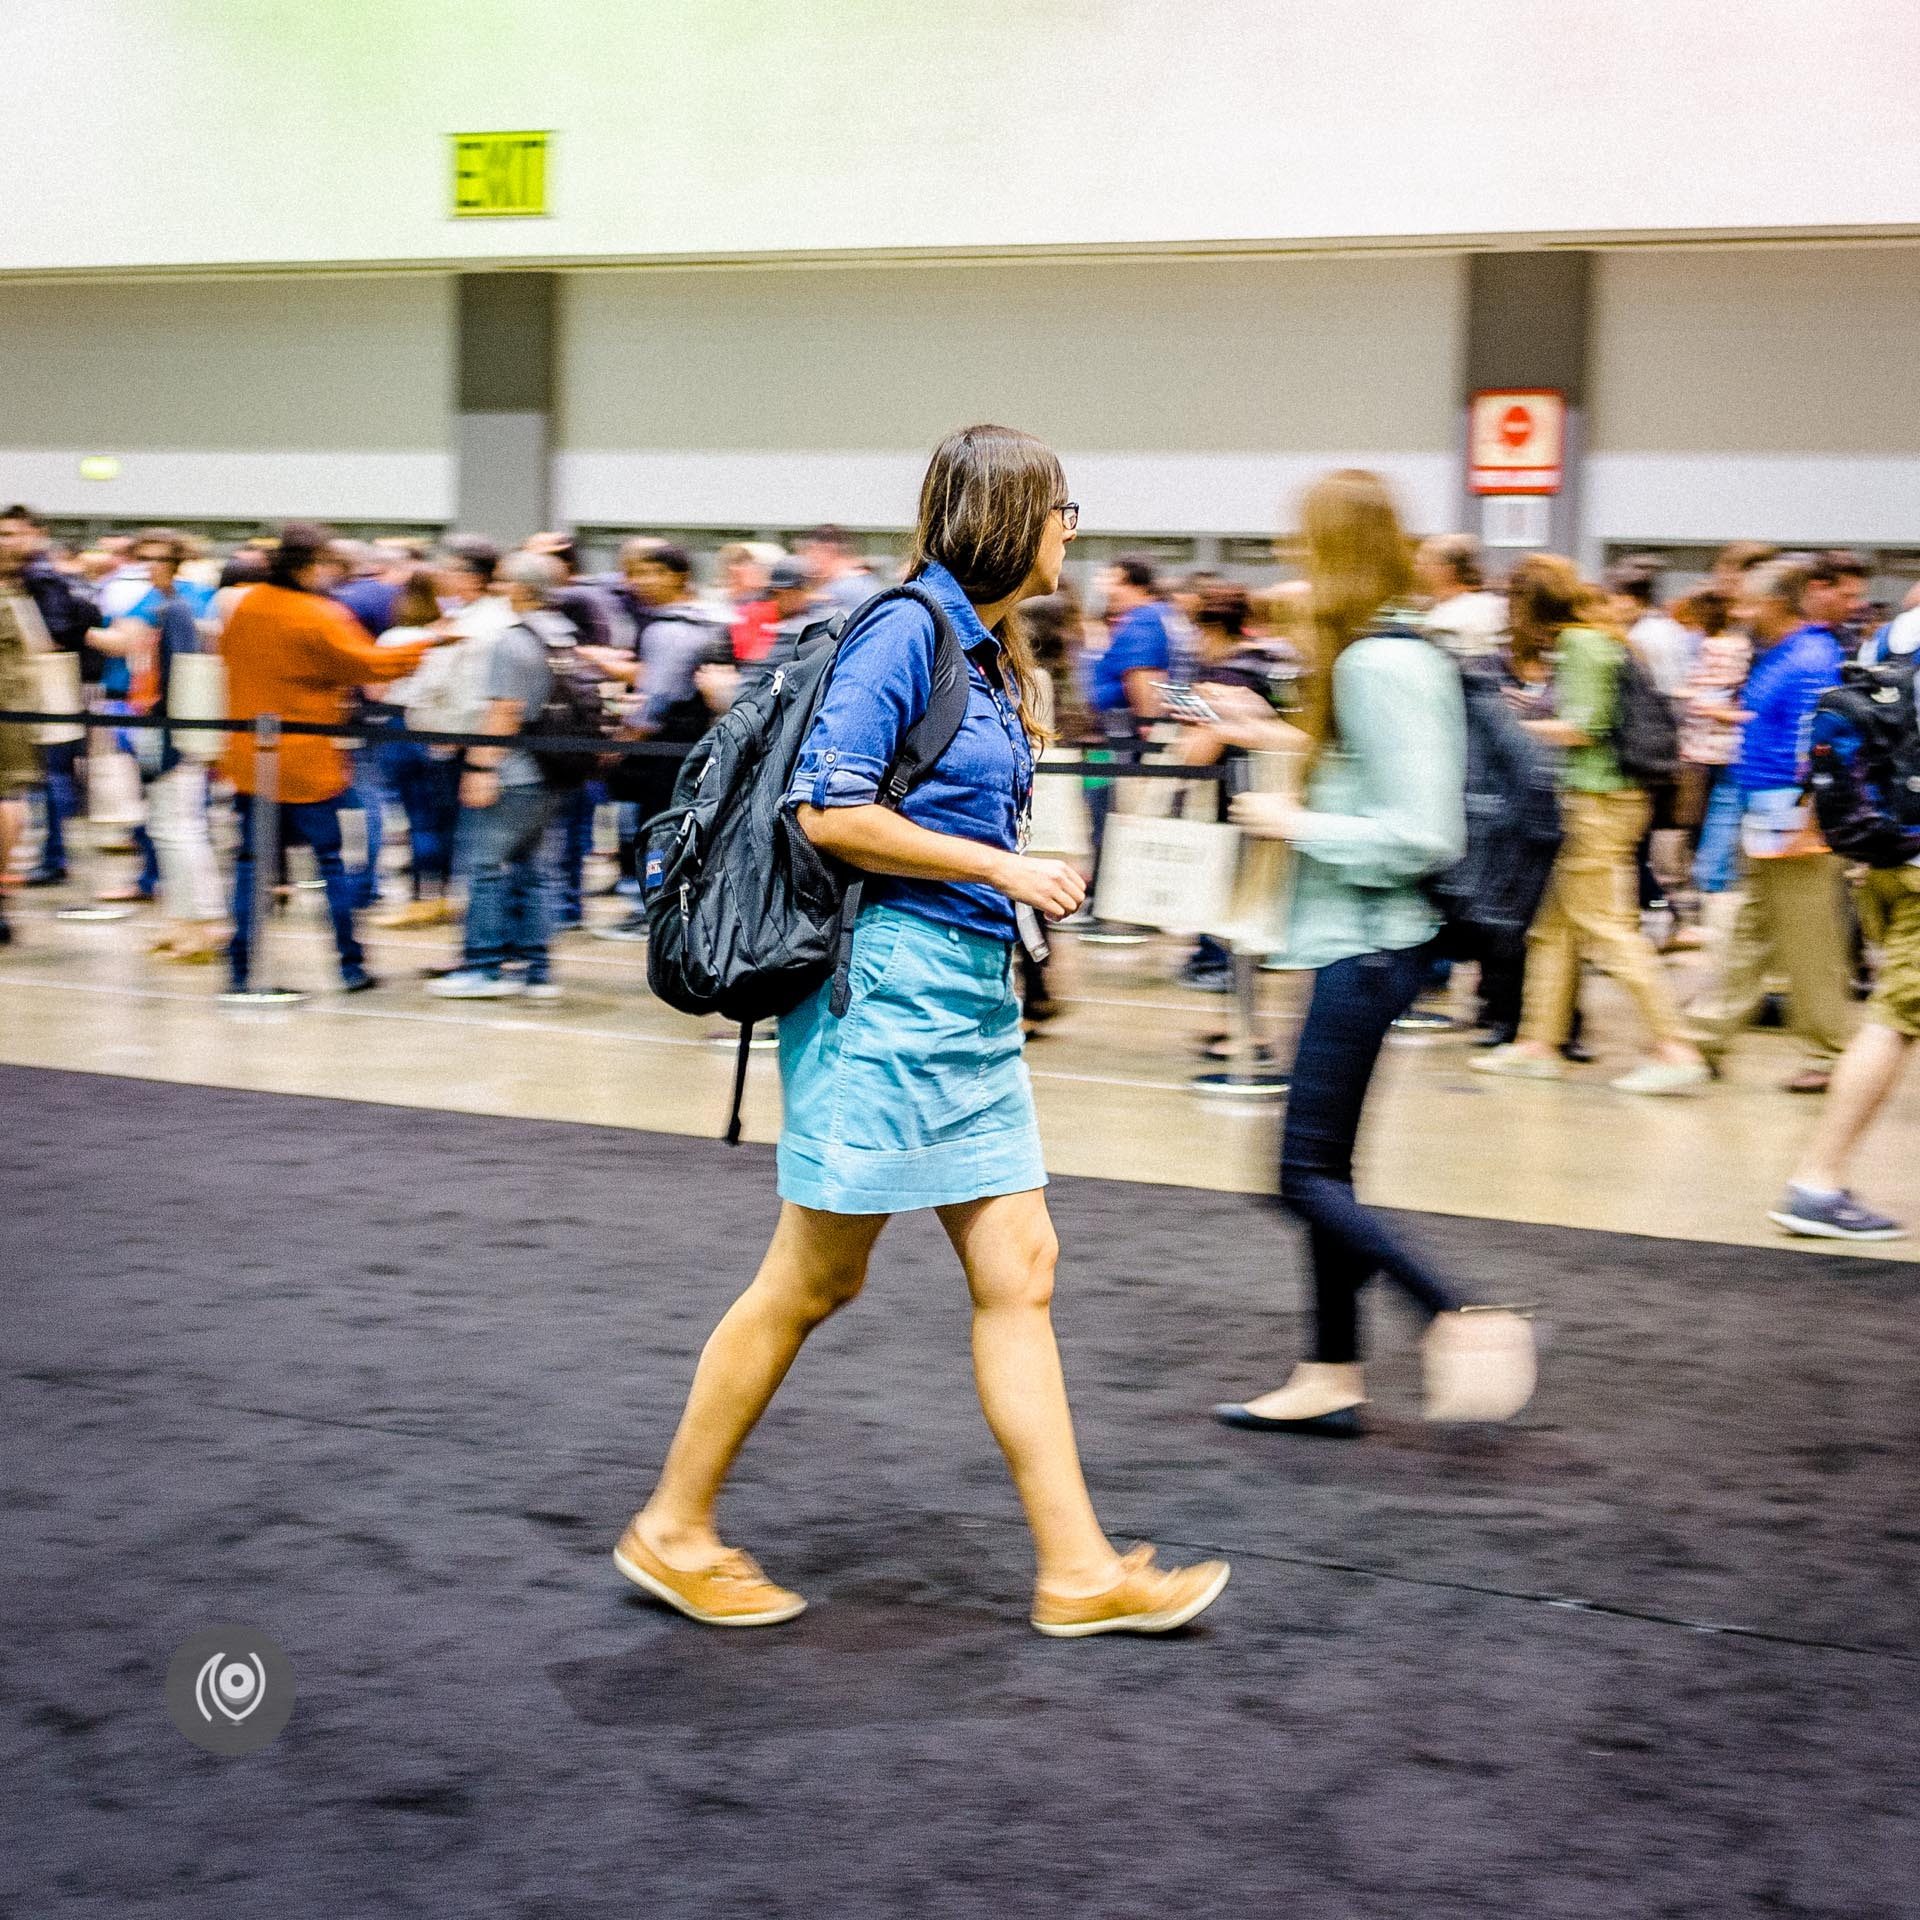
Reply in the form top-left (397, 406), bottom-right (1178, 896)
top-left (612, 1521), bottom-right (807, 1627)
top-left (1423, 1306), bottom-right (1537, 1422)
top-left (1031, 1543), bottom-right (1230, 1639)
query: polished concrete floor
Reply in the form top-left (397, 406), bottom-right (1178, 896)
top-left (4, 845), bottom-right (1914, 1261)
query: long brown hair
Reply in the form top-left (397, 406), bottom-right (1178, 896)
top-left (389, 564), bottom-right (442, 631)
top-left (905, 423), bottom-right (1063, 741)
top-left (1294, 468), bottom-right (1415, 749)
top-left (1507, 551), bottom-right (1617, 673)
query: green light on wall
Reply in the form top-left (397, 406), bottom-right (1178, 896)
top-left (78, 456), bottom-right (122, 481)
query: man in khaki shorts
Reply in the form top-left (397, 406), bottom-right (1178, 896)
top-left (1770, 866), bottom-right (1920, 1241)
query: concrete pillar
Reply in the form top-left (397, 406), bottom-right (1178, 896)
top-left (1460, 252), bottom-right (1594, 563)
top-left (454, 273), bottom-right (555, 543)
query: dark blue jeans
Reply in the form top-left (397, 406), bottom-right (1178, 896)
top-left (552, 779), bottom-right (601, 923)
top-left (1279, 942), bottom-right (1461, 1362)
top-left (343, 748), bottom-right (387, 908)
top-left (380, 739), bottom-right (462, 897)
top-left (461, 786), bottom-right (556, 981)
top-left (35, 741), bottom-right (80, 875)
top-left (229, 792), bottom-right (365, 989)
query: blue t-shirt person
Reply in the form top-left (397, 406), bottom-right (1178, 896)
top-left (1087, 600), bottom-right (1174, 718)
top-left (1735, 622), bottom-right (1844, 794)
top-left (783, 560), bottom-right (1033, 943)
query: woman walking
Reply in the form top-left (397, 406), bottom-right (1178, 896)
top-left (615, 425), bottom-right (1229, 1636)
top-left (1474, 554), bottom-right (1709, 1095)
top-left (372, 566), bottom-right (465, 929)
top-left (1208, 470), bottom-right (1536, 1435)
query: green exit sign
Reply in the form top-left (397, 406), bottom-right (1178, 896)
top-left (450, 131), bottom-right (550, 218)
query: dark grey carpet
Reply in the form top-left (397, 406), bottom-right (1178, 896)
top-left (2, 1062), bottom-right (1916, 1919)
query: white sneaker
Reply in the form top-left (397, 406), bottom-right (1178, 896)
top-left (426, 970), bottom-right (524, 999)
top-left (522, 982), bottom-right (562, 1003)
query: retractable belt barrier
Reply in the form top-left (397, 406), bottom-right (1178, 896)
top-left (0, 710), bottom-right (1232, 780)
top-left (0, 706), bottom-right (1227, 1006)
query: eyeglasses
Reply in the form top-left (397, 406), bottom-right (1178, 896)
top-left (1054, 501), bottom-right (1080, 532)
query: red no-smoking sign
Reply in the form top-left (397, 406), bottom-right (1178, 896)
top-left (1469, 390), bottom-right (1565, 495)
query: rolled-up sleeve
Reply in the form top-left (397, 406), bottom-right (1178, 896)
top-left (1290, 642), bottom-right (1467, 887)
top-left (783, 603), bottom-right (933, 810)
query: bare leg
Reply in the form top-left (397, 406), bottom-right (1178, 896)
top-left (635, 1201), bottom-right (888, 1568)
top-left (1793, 1021), bottom-right (1913, 1191)
top-left (0, 798), bottom-right (21, 881)
top-left (938, 1188), bottom-right (1123, 1597)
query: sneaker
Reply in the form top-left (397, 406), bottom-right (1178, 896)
top-left (1610, 1059), bottom-right (1711, 1096)
top-left (1178, 964), bottom-right (1235, 995)
top-left (522, 982), bottom-right (562, 1003)
top-left (340, 967), bottom-right (379, 994)
top-left (1031, 1543), bottom-right (1230, 1638)
top-left (425, 970), bottom-right (524, 999)
top-left (20, 867), bottom-right (67, 887)
top-left (1470, 1044), bottom-right (1564, 1081)
top-left (590, 917), bottom-right (650, 944)
top-left (1767, 1186), bottom-right (1907, 1242)
top-left (612, 1522), bottom-right (807, 1627)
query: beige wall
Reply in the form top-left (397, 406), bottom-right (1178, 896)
top-left (560, 257), bottom-right (1463, 456)
top-left (8, 3), bottom-right (1920, 273)
top-left (555, 256), bottom-right (1464, 533)
top-left (1591, 246), bottom-right (1920, 455)
top-left (0, 275), bottom-right (455, 521)
top-left (1584, 246), bottom-right (1920, 547)
top-left (0, 275), bottom-right (453, 450)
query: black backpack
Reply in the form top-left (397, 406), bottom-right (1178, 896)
top-left (1807, 656), bottom-right (1920, 868)
top-left (521, 637), bottom-right (617, 791)
top-left (644, 584), bottom-right (969, 1140)
top-left (1421, 648), bottom-right (1564, 952)
top-left (1612, 642), bottom-right (1681, 785)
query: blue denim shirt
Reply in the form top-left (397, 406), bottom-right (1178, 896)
top-left (783, 560), bottom-right (1033, 942)
top-left (1736, 622), bottom-right (1843, 793)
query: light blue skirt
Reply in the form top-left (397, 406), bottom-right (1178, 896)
top-left (777, 904), bottom-right (1048, 1215)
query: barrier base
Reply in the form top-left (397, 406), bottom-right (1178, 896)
top-left (1187, 1069), bottom-right (1289, 1102)
top-left (218, 987), bottom-right (308, 1008)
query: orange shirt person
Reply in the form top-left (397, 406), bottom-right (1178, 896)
top-left (221, 542), bottom-right (428, 803)
top-left (218, 522), bottom-right (430, 994)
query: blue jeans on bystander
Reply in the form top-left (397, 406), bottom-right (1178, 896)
top-left (462, 786), bottom-right (557, 983)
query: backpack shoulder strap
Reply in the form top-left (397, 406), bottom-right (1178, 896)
top-left (825, 582), bottom-right (974, 1017)
top-left (877, 582), bottom-right (970, 803)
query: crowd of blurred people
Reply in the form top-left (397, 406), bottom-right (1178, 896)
top-left (1, 501), bottom-right (1915, 1240)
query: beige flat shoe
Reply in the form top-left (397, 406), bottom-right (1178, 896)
top-left (1423, 1307), bottom-right (1537, 1423)
top-left (612, 1521), bottom-right (806, 1627)
top-left (1032, 1543), bottom-right (1230, 1638)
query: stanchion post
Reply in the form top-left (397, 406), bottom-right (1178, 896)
top-left (220, 712), bottom-right (305, 1007)
top-left (251, 713), bottom-right (279, 981)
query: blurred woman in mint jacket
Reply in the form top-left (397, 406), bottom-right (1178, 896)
top-left (1207, 470), bottom-right (1537, 1436)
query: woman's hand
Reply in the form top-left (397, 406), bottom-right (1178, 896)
top-left (1231, 791), bottom-right (1307, 841)
top-left (1201, 683), bottom-right (1311, 754)
top-left (460, 768), bottom-right (499, 810)
top-left (694, 661), bottom-right (740, 712)
top-left (988, 853), bottom-right (1087, 919)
